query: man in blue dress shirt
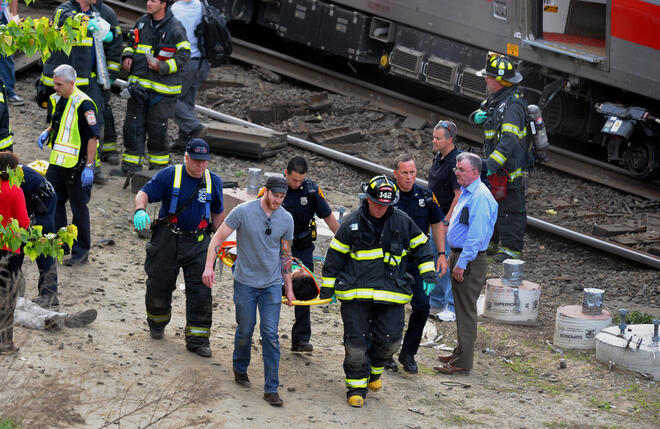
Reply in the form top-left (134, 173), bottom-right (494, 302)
top-left (434, 152), bottom-right (497, 375)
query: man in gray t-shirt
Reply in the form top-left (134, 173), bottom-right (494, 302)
top-left (203, 176), bottom-right (295, 407)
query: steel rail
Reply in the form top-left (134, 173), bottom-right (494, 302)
top-left (106, 1), bottom-right (658, 199)
top-left (194, 105), bottom-right (660, 270)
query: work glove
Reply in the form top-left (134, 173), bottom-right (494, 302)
top-left (133, 209), bottom-right (151, 231)
top-left (102, 30), bottom-right (113, 43)
top-left (319, 288), bottom-right (336, 302)
top-left (38, 130), bottom-right (49, 150)
top-left (87, 18), bottom-right (99, 34)
top-left (422, 280), bottom-right (436, 296)
top-left (81, 166), bottom-right (94, 187)
top-left (471, 109), bottom-right (488, 125)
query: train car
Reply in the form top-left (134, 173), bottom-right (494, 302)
top-left (205, 1), bottom-right (660, 176)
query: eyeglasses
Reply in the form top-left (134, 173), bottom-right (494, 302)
top-left (436, 120), bottom-right (456, 138)
top-left (265, 218), bottom-right (272, 235)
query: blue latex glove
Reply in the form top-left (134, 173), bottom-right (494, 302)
top-left (472, 110), bottom-right (488, 125)
top-left (133, 209), bottom-right (151, 231)
top-left (38, 130), bottom-right (49, 150)
top-left (422, 280), bottom-right (436, 296)
top-left (487, 168), bottom-right (494, 176)
top-left (331, 294), bottom-right (337, 304)
top-left (81, 166), bottom-right (94, 187)
top-left (87, 18), bottom-right (98, 33)
top-left (102, 30), bottom-right (113, 43)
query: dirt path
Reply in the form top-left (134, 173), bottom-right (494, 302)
top-left (1, 67), bottom-right (658, 429)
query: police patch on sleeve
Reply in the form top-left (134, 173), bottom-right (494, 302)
top-left (318, 186), bottom-right (326, 199)
top-left (84, 110), bottom-right (97, 126)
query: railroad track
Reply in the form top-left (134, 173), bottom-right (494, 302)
top-left (59, 0), bottom-right (660, 268)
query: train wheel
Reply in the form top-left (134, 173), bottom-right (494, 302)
top-left (624, 140), bottom-right (656, 177)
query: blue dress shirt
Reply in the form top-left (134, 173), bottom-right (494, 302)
top-left (447, 178), bottom-right (498, 269)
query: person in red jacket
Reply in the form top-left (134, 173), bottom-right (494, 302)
top-left (0, 151), bottom-right (29, 354)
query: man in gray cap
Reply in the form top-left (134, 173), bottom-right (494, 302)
top-left (203, 175), bottom-right (295, 407)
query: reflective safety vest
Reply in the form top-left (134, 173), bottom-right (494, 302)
top-left (169, 164), bottom-right (213, 221)
top-left (48, 88), bottom-right (95, 168)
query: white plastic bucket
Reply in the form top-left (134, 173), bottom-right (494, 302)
top-left (482, 278), bottom-right (541, 322)
top-left (553, 305), bottom-right (612, 350)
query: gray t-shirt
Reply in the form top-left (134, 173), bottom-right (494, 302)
top-left (224, 199), bottom-right (294, 287)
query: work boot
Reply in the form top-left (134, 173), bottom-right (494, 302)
top-left (191, 124), bottom-right (208, 139)
top-left (109, 168), bottom-right (127, 177)
top-left (398, 352), bottom-right (418, 374)
top-left (383, 357), bottom-right (398, 372)
top-left (149, 327), bottom-right (164, 340)
top-left (367, 377), bottom-right (382, 392)
top-left (187, 344), bottom-right (212, 357)
top-left (234, 371), bottom-right (250, 388)
top-left (291, 342), bottom-right (313, 353)
top-left (64, 253), bottom-right (89, 266)
top-left (94, 168), bottom-right (108, 185)
top-left (101, 153), bottom-right (120, 166)
top-left (65, 309), bottom-right (97, 328)
top-left (263, 392), bottom-right (283, 406)
top-left (347, 395), bottom-right (364, 408)
top-left (493, 252), bottom-right (518, 263)
top-left (33, 293), bottom-right (59, 308)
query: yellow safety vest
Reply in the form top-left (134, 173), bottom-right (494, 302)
top-left (48, 88), bottom-right (95, 168)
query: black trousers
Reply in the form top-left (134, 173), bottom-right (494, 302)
top-left (400, 265), bottom-right (429, 356)
top-left (32, 194), bottom-right (58, 295)
top-left (45, 164), bottom-right (92, 259)
top-left (122, 93), bottom-right (175, 172)
top-left (144, 225), bottom-right (212, 348)
top-left (491, 182), bottom-right (526, 254)
top-left (291, 245), bottom-right (313, 345)
top-left (0, 251), bottom-right (22, 346)
top-left (340, 300), bottom-right (404, 398)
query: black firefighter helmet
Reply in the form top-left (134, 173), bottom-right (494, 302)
top-left (477, 54), bottom-right (523, 85)
top-left (362, 175), bottom-right (399, 206)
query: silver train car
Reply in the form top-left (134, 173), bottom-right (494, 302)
top-left (208, 0), bottom-right (660, 176)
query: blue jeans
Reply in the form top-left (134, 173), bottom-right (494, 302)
top-left (428, 231), bottom-right (454, 312)
top-left (233, 281), bottom-right (282, 393)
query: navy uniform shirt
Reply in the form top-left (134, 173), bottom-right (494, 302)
top-left (20, 166), bottom-right (49, 215)
top-left (393, 182), bottom-right (444, 234)
top-left (428, 147), bottom-right (460, 215)
top-left (282, 178), bottom-right (332, 243)
top-left (142, 165), bottom-right (224, 231)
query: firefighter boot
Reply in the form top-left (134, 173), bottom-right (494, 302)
top-left (348, 395), bottom-right (364, 408)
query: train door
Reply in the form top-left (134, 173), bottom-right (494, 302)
top-left (526, 0), bottom-right (608, 65)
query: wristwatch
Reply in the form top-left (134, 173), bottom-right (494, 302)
top-left (85, 163), bottom-right (94, 169)
top-left (441, 218), bottom-right (449, 226)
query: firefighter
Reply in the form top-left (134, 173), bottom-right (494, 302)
top-left (133, 139), bottom-right (224, 357)
top-left (320, 175), bottom-right (437, 408)
top-left (0, 78), bottom-right (12, 151)
top-left (116, 0), bottom-right (190, 175)
top-left (39, 0), bottom-right (110, 185)
top-left (281, 156), bottom-right (339, 352)
top-left (471, 54), bottom-right (529, 262)
top-left (98, 2), bottom-right (124, 166)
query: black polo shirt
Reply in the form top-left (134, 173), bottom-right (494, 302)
top-left (428, 147), bottom-right (460, 214)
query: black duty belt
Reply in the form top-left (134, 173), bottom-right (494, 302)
top-left (450, 247), bottom-right (486, 255)
top-left (165, 223), bottom-right (206, 236)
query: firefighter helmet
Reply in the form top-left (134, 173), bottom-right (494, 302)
top-left (362, 175), bottom-right (399, 206)
top-left (477, 54), bottom-right (522, 84)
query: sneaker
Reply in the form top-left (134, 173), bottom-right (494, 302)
top-left (263, 392), bottom-right (283, 406)
top-left (7, 94), bottom-right (24, 105)
top-left (65, 309), bottom-right (97, 327)
top-left (234, 371), bottom-right (250, 388)
top-left (149, 327), bottom-right (164, 340)
top-left (33, 294), bottom-right (60, 308)
top-left (291, 342), bottom-right (313, 353)
top-left (437, 308), bottom-right (456, 322)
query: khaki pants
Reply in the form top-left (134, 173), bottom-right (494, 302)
top-left (449, 251), bottom-right (487, 369)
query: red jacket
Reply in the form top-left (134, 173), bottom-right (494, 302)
top-left (0, 180), bottom-right (29, 253)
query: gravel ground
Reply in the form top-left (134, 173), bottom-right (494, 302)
top-left (3, 60), bottom-right (657, 428)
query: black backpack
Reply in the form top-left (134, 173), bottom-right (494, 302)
top-left (194, 0), bottom-right (232, 67)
